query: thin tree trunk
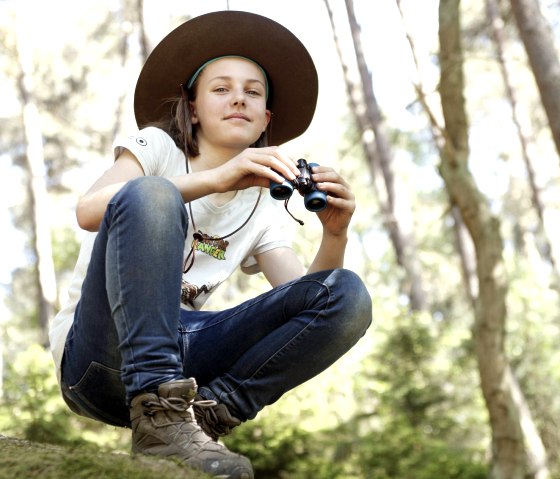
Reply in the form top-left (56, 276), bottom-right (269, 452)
top-left (509, 0), bottom-right (560, 160)
top-left (136, 0), bottom-right (149, 61)
top-left (322, 0), bottom-right (387, 233)
top-left (395, 0), bottom-right (478, 308)
top-left (451, 206), bottom-right (477, 307)
top-left (0, 333), bottom-right (3, 399)
top-left (15, 3), bottom-right (58, 347)
top-left (113, 0), bottom-right (149, 145)
top-left (487, 0), bottom-right (560, 286)
top-left (438, 1), bottom-right (548, 477)
top-left (337, 0), bottom-right (426, 311)
top-left (111, 4), bottom-right (131, 140)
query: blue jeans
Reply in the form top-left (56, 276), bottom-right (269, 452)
top-left (61, 177), bottom-right (372, 427)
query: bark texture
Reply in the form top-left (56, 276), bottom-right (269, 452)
top-left (509, 0), bottom-right (560, 160)
top-left (438, 1), bottom-right (548, 478)
top-left (15, 4), bottom-right (58, 347)
top-left (329, 0), bottom-right (427, 311)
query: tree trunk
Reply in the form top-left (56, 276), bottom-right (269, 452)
top-left (450, 206), bottom-right (477, 308)
top-left (509, 0), bottom-right (560, 160)
top-left (136, 0), bottom-right (149, 61)
top-left (487, 0), bottom-right (560, 286)
top-left (438, 1), bottom-right (548, 478)
top-left (15, 3), bottom-right (58, 347)
top-left (394, 0), bottom-right (478, 309)
top-left (335, 0), bottom-right (426, 311)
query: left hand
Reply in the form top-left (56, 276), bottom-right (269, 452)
top-left (311, 165), bottom-right (356, 236)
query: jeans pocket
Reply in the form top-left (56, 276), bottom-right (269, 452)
top-left (63, 361), bottom-right (130, 428)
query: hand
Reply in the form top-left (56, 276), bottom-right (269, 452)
top-left (311, 165), bottom-right (356, 237)
top-left (214, 146), bottom-right (299, 192)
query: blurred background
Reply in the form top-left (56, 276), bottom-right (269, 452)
top-left (1, 0), bottom-right (560, 477)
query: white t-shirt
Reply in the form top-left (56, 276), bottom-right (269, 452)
top-left (49, 127), bottom-right (291, 382)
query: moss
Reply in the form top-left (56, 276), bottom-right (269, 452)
top-left (0, 435), bottom-right (210, 479)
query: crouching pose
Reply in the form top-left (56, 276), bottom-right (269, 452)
top-left (50, 10), bottom-right (372, 479)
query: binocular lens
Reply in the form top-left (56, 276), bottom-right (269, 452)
top-left (304, 191), bottom-right (327, 212)
top-left (270, 182), bottom-right (293, 200)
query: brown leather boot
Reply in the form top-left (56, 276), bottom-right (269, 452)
top-left (193, 394), bottom-right (242, 441)
top-left (130, 378), bottom-right (253, 478)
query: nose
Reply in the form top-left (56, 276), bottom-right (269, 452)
top-left (232, 88), bottom-right (246, 106)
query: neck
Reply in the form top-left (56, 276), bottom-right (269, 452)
top-left (188, 142), bottom-right (243, 206)
top-left (190, 144), bottom-right (245, 172)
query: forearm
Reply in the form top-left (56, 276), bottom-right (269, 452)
top-left (77, 170), bottom-right (217, 232)
top-left (76, 182), bottom-right (127, 232)
top-left (307, 229), bottom-right (348, 274)
top-left (169, 169), bottom-right (218, 202)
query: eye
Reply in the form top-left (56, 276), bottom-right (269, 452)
top-left (246, 89), bottom-right (262, 96)
top-left (213, 86), bottom-right (229, 93)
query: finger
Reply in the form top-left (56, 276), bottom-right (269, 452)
top-left (311, 168), bottom-right (349, 187)
top-left (271, 148), bottom-right (299, 177)
top-left (246, 151), bottom-right (295, 182)
top-left (316, 181), bottom-right (354, 201)
top-left (324, 194), bottom-right (356, 213)
top-left (253, 150), bottom-right (297, 181)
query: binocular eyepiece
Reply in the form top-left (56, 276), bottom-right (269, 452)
top-left (269, 159), bottom-right (327, 212)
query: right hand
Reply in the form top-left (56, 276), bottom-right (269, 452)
top-left (213, 146), bottom-right (300, 193)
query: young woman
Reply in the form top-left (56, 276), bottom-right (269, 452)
top-left (50, 10), bottom-right (372, 479)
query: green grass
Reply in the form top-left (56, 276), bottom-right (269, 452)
top-left (0, 435), bottom-right (210, 479)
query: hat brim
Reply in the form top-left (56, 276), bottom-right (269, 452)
top-left (134, 10), bottom-right (318, 146)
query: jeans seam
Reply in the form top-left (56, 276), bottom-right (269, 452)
top-left (221, 279), bottom-right (332, 399)
top-left (184, 278), bottom-right (328, 333)
top-left (112, 201), bottom-right (138, 389)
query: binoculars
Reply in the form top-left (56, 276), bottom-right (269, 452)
top-left (269, 159), bottom-right (327, 212)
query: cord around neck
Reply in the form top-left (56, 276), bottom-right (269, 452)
top-left (181, 127), bottom-right (262, 274)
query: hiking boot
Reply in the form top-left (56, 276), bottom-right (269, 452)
top-left (130, 378), bottom-right (253, 479)
top-left (193, 394), bottom-right (242, 441)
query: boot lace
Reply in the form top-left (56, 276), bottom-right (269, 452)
top-left (143, 395), bottom-right (217, 427)
top-left (193, 400), bottom-right (241, 440)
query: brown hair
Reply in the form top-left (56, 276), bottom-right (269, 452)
top-left (150, 79), bottom-right (269, 158)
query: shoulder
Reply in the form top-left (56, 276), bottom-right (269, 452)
top-left (113, 126), bottom-right (174, 155)
top-left (113, 127), bottom-right (185, 176)
top-left (136, 127), bottom-right (176, 150)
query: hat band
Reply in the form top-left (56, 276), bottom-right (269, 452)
top-left (186, 55), bottom-right (269, 99)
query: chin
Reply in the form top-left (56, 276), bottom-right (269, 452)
top-left (224, 135), bottom-right (262, 149)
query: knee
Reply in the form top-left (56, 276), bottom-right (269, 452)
top-left (123, 176), bottom-right (182, 209)
top-left (328, 269), bottom-right (372, 340)
top-left (115, 177), bottom-right (187, 224)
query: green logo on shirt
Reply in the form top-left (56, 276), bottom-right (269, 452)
top-left (192, 231), bottom-right (229, 260)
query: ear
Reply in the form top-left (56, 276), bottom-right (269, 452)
top-left (263, 109), bottom-right (271, 132)
top-left (189, 101), bottom-right (199, 124)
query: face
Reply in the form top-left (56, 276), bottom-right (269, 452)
top-left (190, 57), bottom-right (271, 151)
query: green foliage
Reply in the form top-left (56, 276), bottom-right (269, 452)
top-left (1, 345), bottom-right (85, 446)
top-left (226, 417), bottom-right (345, 479)
top-left (0, 345), bottom-right (129, 450)
top-left (221, 400), bottom-right (488, 479)
top-left (51, 227), bottom-right (80, 274)
top-left (345, 311), bottom-right (489, 479)
top-left (354, 422), bottom-right (488, 479)
top-left (215, 310), bottom-right (488, 479)
top-left (361, 311), bottom-right (486, 437)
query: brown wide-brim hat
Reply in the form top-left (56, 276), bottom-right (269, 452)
top-left (134, 10), bottom-right (318, 146)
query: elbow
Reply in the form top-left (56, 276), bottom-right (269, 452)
top-left (76, 200), bottom-right (101, 232)
top-left (77, 217), bottom-right (99, 233)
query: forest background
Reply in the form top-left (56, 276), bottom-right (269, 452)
top-left (1, 0), bottom-right (560, 478)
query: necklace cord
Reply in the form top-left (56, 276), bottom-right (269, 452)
top-left (181, 103), bottom-right (262, 272)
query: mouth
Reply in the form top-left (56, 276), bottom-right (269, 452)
top-left (224, 113), bottom-right (250, 122)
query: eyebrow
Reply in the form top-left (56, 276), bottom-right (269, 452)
top-left (208, 76), bottom-right (266, 88)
